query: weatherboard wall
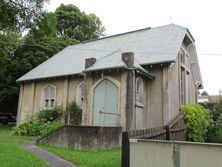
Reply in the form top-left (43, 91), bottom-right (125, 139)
top-left (18, 77), bottom-right (83, 123)
top-left (17, 51), bottom-right (197, 130)
top-left (17, 71), bottom-right (128, 127)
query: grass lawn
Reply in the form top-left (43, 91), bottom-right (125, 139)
top-left (39, 144), bottom-right (121, 167)
top-left (0, 124), bottom-right (121, 167)
top-left (0, 125), bottom-right (50, 167)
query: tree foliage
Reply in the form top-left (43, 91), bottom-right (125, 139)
top-left (14, 36), bottom-right (79, 77)
top-left (30, 13), bottom-right (58, 38)
top-left (55, 4), bottom-right (105, 41)
top-left (0, 31), bottom-right (21, 113)
top-left (0, 0), bottom-right (47, 31)
top-left (211, 102), bottom-right (222, 121)
top-left (0, 2), bottom-right (105, 115)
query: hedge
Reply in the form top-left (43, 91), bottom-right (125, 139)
top-left (182, 104), bottom-right (213, 142)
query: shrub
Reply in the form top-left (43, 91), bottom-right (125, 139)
top-left (208, 126), bottom-right (222, 143)
top-left (12, 121), bottom-right (43, 136)
top-left (182, 104), bottom-right (213, 142)
top-left (13, 106), bottom-right (66, 137)
top-left (12, 120), bottom-right (64, 137)
top-left (212, 102), bottom-right (222, 121)
top-left (66, 101), bottom-right (82, 125)
top-left (66, 101), bottom-right (81, 114)
top-left (37, 106), bottom-right (64, 122)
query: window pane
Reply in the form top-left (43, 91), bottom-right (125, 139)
top-left (45, 88), bottom-right (49, 99)
top-left (51, 99), bottom-right (55, 107)
top-left (180, 68), bottom-right (186, 105)
top-left (44, 85), bottom-right (56, 108)
top-left (136, 78), bottom-right (143, 104)
top-left (80, 84), bottom-right (84, 99)
top-left (45, 100), bottom-right (49, 108)
top-left (180, 50), bottom-right (185, 65)
top-left (78, 83), bottom-right (84, 108)
top-left (50, 87), bottom-right (55, 99)
top-left (136, 82), bottom-right (139, 92)
top-left (136, 92), bottom-right (139, 102)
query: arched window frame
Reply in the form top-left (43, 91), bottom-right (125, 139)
top-left (42, 84), bottom-right (56, 109)
top-left (76, 82), bottom-right (85, 109)
top-left (136, 77), bottom-right (144, 105)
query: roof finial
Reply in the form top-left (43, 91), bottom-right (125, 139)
top-left (169, 16), bottom-right (173, 24)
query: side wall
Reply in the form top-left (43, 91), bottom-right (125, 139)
top-left (168, 56), bottom-right (180, 121)
top-left (17, 71), bottom-right (128, 128)
top-left (147, 65), bottom-right (164, 128)
top-left (164, 42), bottom-right (197, 123)
top-left (134, 74), bottom-right (148, 129)
top-left (133, 63), bottom-right (180, 129)
top-left (18, 76), bottom-right (83, 124)
top-left (144, 42), bottom-right (197, 128)
top-left (181, 42), bottom-right (197, 105)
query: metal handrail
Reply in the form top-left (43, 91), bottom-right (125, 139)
top-left (99, 110), bottom-right (120, 126)
top-left (37, 113), bottom-right (66, 139)
top-left (99, 110), bottom-right (121, 116)
top-left (167, 112), bottom-right (184, 128)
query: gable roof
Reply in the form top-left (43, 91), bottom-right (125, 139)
top-left (17, 24), bottom-right (196, 82)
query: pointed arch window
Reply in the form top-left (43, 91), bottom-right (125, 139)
top-left (136, 77), bottom-right (144, 104)
top-left (77, 82), bottom-right (84, 109)
top-left (179, 49), bottom-right (191, 105)
top-left (43, 85), bottom-right (56, 108)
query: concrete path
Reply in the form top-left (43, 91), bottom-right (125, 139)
top-left (22, 143), bottom-right (76, 167)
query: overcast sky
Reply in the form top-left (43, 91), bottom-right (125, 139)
top-left (46, 0), bottom-right (222, 95)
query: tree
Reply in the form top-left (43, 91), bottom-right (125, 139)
top-left (30, 13), bottom-right (57, 38)
top-left (0, 0), bottom-right (48, 31)
top-left (0, 31), bottom-right (21, 114)
top-left (0, 2), bottom-right (105, 115)
top-left (201, 91), bottom-right (209, 96)
top-left (0, 0), bottom-right (48, 114)
top-left (212, 102), bottom-right (222, 121)
top-left (14, 12), bottom-right (79, 77)
top-left (14, 36), bottom-right (79, 77)
top-left (55, 4), bottom-right (105, 41)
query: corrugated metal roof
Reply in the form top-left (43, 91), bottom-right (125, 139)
top-left (18, 24), bottom-right (188, 82)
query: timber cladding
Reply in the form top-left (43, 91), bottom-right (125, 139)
top-left (37, 125), bottom-right (122, 150)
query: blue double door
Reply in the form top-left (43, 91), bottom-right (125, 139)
top-left (93, 79), bottom-right (119, 126)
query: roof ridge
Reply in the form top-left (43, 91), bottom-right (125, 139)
top-left (81, 23), bottom-right (186, 45)
top-left (82, 27), bottom-right (151, 44)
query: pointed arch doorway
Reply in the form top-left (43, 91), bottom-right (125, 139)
top-left (92, 79), bottom-right (119, 126)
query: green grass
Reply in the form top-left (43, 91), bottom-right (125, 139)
top-left (0, 125), bottom-right (50, 167)
top-left (1, 124), bottom-right (121, 167)
top-left (0, 124), bottom-right (35, 141)
top-left (39, 144), bottom-right (121, 167)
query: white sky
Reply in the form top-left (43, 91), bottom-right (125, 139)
top-left (45, 0), bottom-right (222, 95)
